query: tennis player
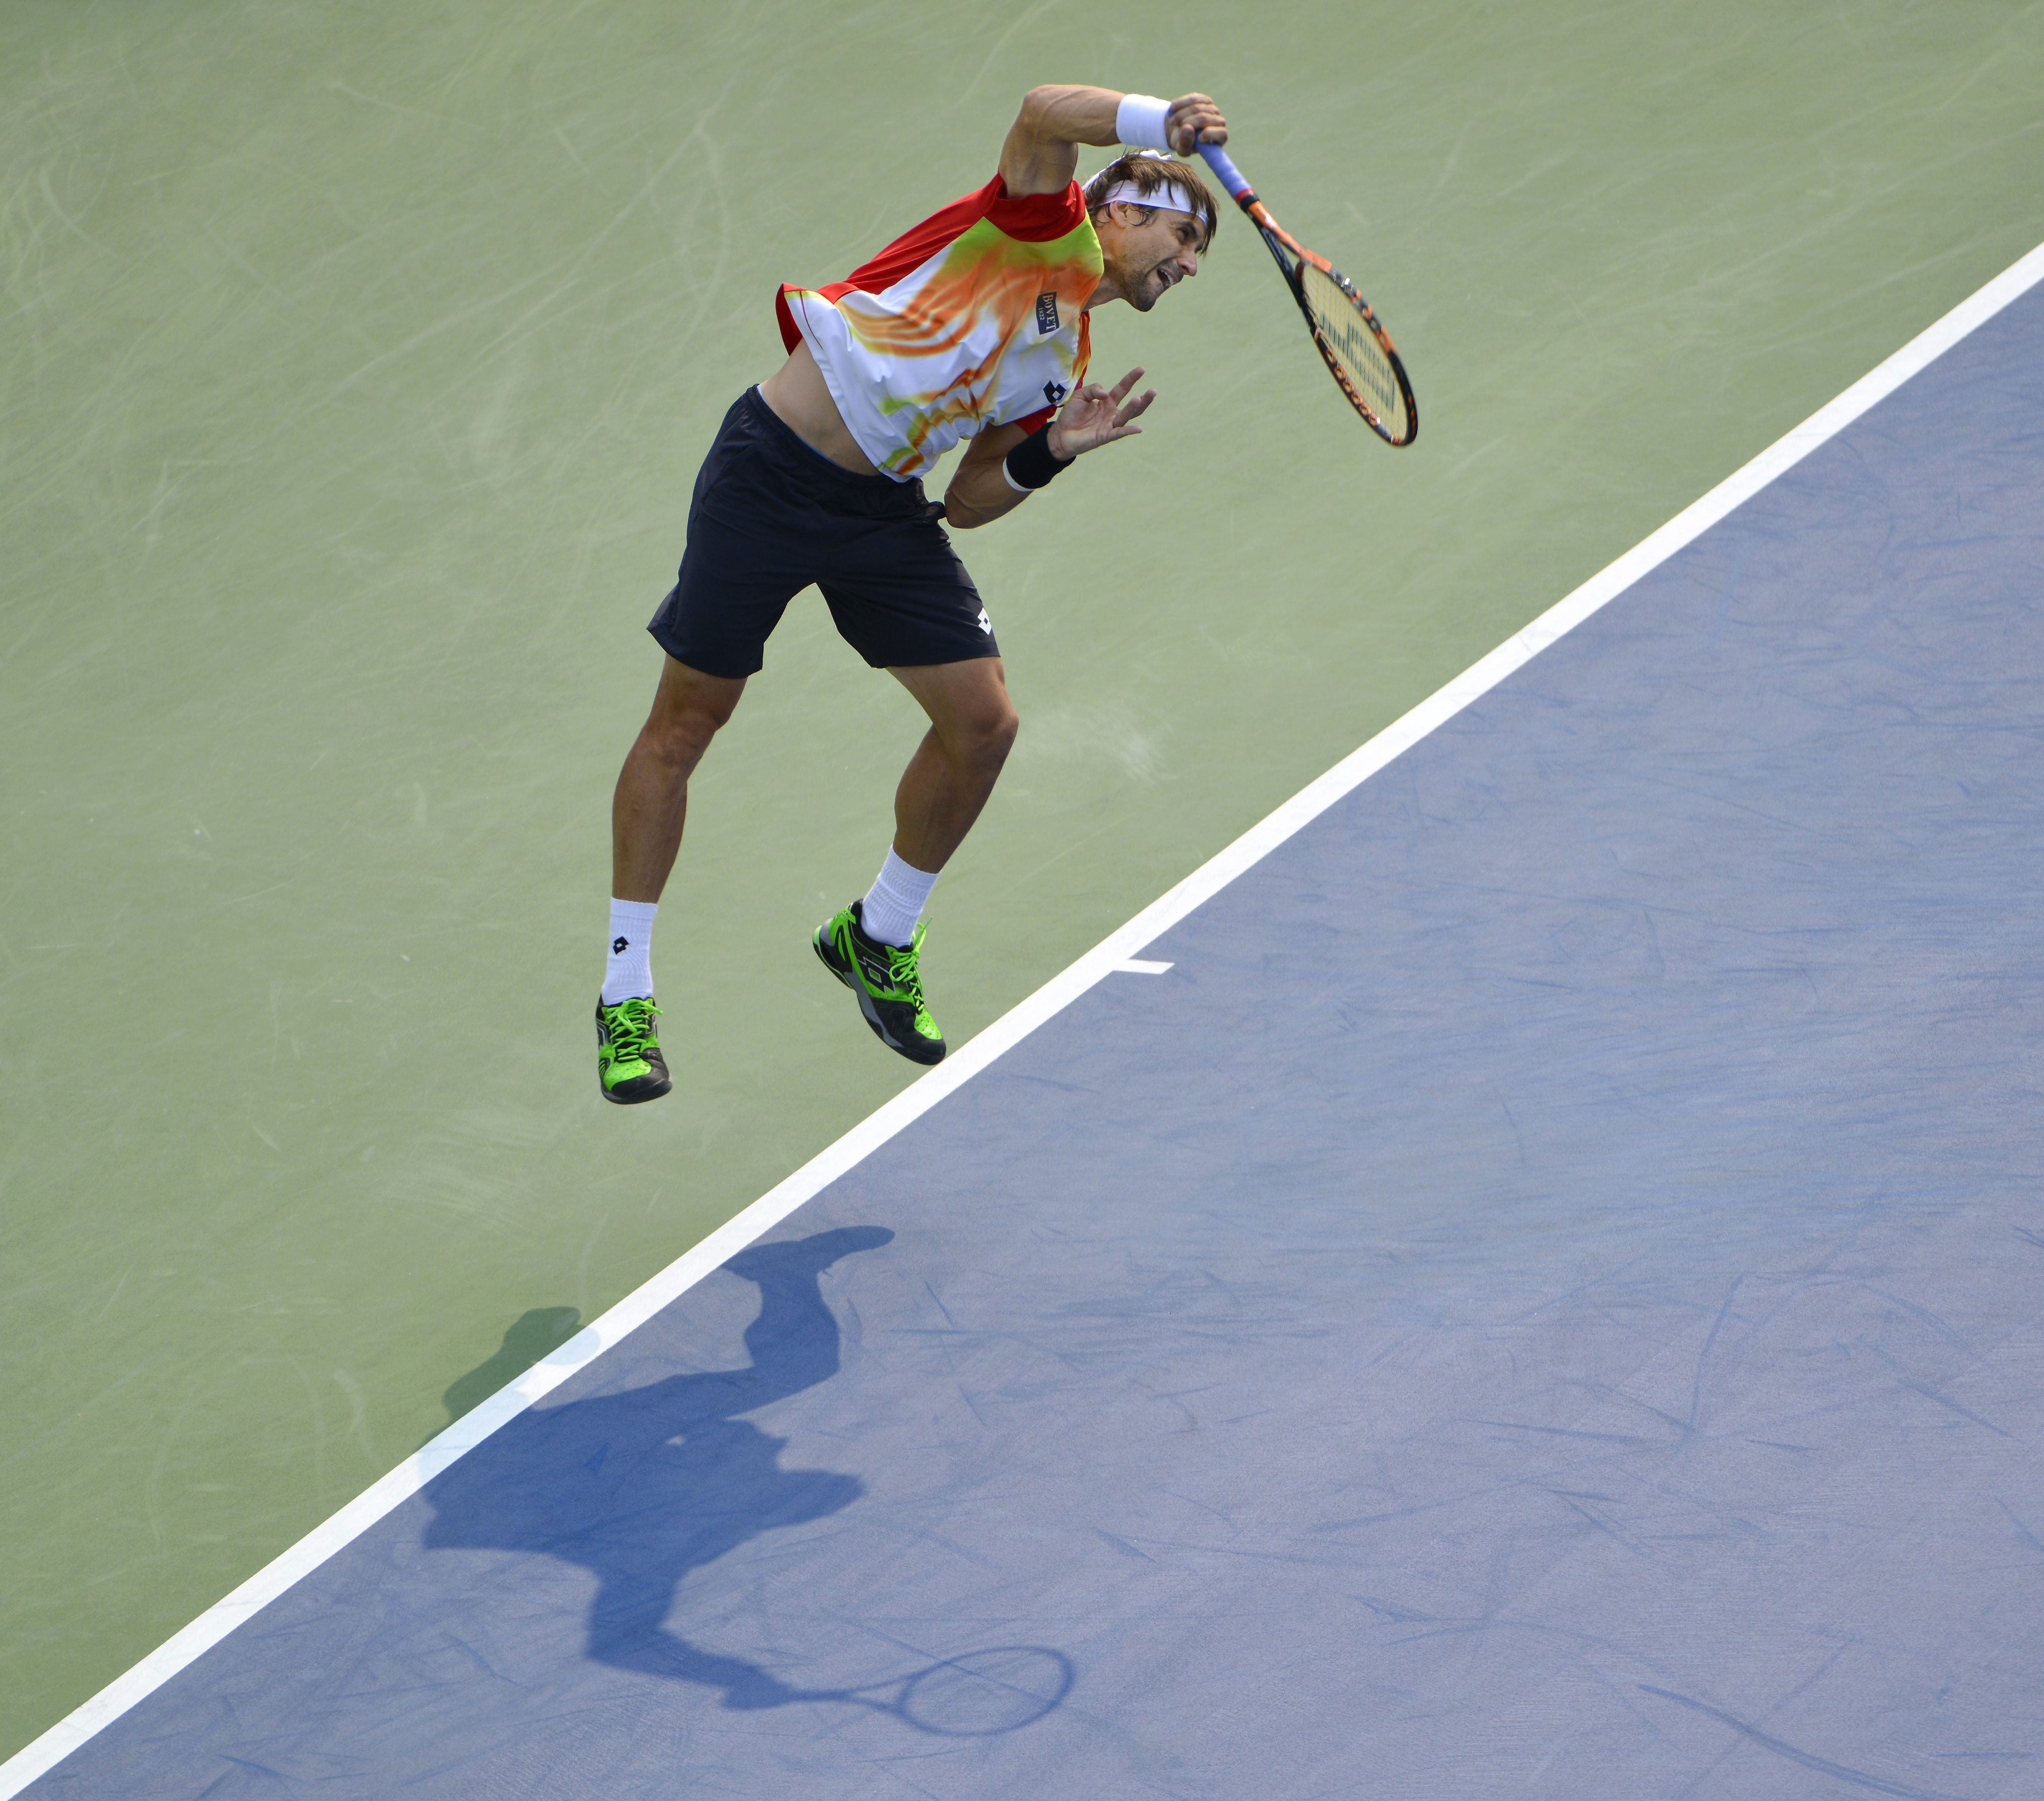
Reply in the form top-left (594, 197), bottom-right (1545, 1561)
top-left (596, 87), bottom-right (1228, 1104)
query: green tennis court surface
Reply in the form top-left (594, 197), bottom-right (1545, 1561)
top-left (4, 0), bottom-right (2042, 1767)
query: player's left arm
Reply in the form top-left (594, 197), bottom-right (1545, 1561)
top-left (1000, 86), bottom-right (1228, 196)
top-left (943, 423), bottom-right (1035, 530)
top-left (942, 368), bottom-right (1158, 529)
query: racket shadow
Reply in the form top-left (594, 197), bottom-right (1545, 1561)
top-left (420, 1225), bottom-right (1074, 1738)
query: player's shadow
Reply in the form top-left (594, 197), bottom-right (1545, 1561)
top-left (439, 1304), bottom-right (583, 1429)
top-left (420, 1226), bottom-right (1072, 1735)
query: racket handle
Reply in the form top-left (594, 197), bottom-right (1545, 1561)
top-left (1197, 141), bottom-right (1253, 204)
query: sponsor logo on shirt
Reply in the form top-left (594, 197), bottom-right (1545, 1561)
top-left (1035, 292), bottom-right (1060, 335)
top-left (1043, 379), bottom-right (1068, 407)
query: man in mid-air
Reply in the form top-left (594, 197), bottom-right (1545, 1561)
top-left (596, 86), bottom-right (1229, 1104)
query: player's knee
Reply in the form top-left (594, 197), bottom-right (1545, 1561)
top-left (645, 668), bottom-right (743, 765)
top-left (960, 702), bottom-right (1019, 779)
top-left (644, 694), bottom-right (731, 770)
top-left (991, 702), bottom-right (1020, 762)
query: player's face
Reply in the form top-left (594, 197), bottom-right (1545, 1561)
top-left (1105, 205), bottom-right (1208, 312)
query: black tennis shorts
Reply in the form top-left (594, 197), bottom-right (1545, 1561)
top-left (648, 387), bottom-right (998, 679)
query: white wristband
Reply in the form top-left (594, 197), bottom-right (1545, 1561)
top-left (1114, 92), bottom-right (1174, 152)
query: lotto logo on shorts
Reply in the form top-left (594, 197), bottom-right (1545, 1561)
top-left (1035, 292), bottom-right (1059, 335)
top-left (977, 608), bottom-right (993, 635)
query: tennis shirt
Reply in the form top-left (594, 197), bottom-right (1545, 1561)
top-left (776, 175), bottom-right (1102, 481)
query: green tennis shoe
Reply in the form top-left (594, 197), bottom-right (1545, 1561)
top-left (812, 900), bottom-right (946, 1065)
top-left (595, 995), bottom-right (672, 1104)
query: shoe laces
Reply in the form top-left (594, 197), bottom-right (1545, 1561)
top-left (885, 927), bottom-right (930, 1016)
top-left (605, 997), bottom-right (660, 1058)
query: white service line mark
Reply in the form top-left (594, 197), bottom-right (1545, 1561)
top-left (7, 235), bottom-right (2043, 1800)
top-left (1115, 959), bottom-right (1175, 975)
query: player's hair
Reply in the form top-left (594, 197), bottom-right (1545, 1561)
top-left (1083, 152), bottom-right (1219, 250)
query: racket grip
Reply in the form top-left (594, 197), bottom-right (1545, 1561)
top-left (1197, 141), bottom-right (1253, 202)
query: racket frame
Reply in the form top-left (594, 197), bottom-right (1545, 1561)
top-left (1197, 143), bottom-right (1417, 446)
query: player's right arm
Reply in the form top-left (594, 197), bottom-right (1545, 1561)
top-left (999, 87), bottom-right (1228, 197)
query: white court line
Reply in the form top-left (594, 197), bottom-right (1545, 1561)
top-left (7, 236), bottom-right (2043, 1799)
top-left (1115, 959), bottom-right (1175, 975)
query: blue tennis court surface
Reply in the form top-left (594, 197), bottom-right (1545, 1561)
top-left (30, 284), bottom-right (2044, 1798)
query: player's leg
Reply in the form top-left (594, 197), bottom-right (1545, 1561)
top-left (596, 655), bottom-right (746, 1105)
top-left (600, 385), bottom-right (818, 1106)
top-left (802, 448), bottom-right (1004, 1065)
top-left (612, 655), bottom-right (748, 904)
top-left (812, 658), bottom-right (1018, 1067)
top-left (883, 657), bottom-right (1020, 879)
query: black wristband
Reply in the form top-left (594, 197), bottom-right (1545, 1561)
top-left (1003, 425), bottom-right (1073, 492)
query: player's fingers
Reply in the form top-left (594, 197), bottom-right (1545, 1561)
top-left (1167, 98), bottom-right (1223, 152)
top-left (1105, 366), bottom-right (1147, 403)
top-left (1114, 389), bottom-right (1158, 426)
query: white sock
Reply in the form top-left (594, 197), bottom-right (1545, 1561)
top-left (860, 848), bottom-right (939, 946)
top-left (602, 899), bottom-right (659, 1004)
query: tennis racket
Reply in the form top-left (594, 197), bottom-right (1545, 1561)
top-left (1198, 142), bottom-right (1417, 446)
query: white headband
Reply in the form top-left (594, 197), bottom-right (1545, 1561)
top-left (1097, 179), bottom-right (1198, 217)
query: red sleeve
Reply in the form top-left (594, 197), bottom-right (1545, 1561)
top-left (776, 176), bottom-right (1086, 351)
top-left (980, 175), bottom-right (1087, 242)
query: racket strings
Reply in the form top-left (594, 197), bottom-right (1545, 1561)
top-left (1297, 262), bottom-right (1411, 440)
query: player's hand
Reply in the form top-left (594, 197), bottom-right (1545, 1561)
top-left (1046, 367), bottom-right (1156, 459)
top-left (1165, 94), bottom-right (1227, 157)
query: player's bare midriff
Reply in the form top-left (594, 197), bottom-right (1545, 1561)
top-left (758, 341), bottom-right (882, 476)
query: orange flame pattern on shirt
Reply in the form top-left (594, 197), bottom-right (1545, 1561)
top-left (786, 205), bottom-right (1101, 478)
